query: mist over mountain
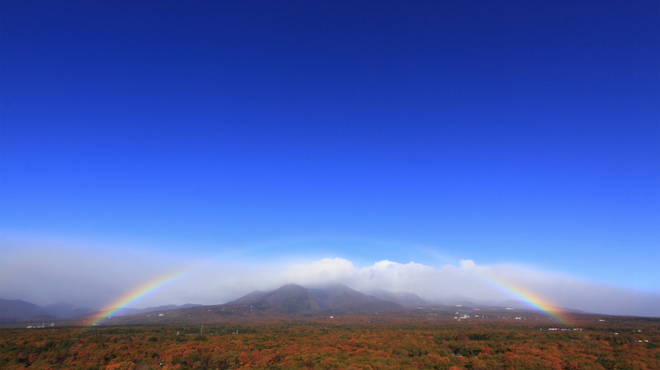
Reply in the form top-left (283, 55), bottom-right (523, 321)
top-left (4, 240), bottom-right (659, 319)
top-left (368, 290), bottom-right (428, 308)
top-left (42, 303), bottom-right (95, 319)
top-left (113, 304), bottom-right (202, 317)
top-left (228, 284), bottom-right (405, 315)
top-left (3, 277), bottom-right (658, 323)
top-left (0, 299), bottom-right (199, 321)
top-left (0, 299), bottom-right (50, 319)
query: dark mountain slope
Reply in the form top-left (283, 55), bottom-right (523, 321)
top-left (370, 290), bottom-right (429, 308)
top-left (229, 284), bottom-right (404, 315)
top-left (0, 299), bottom-right (49, 319)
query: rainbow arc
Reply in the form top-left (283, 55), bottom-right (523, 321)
top-left (475, 270), bottom-right (570, 326)
top-left (90, 266), bottom-right (196, 326)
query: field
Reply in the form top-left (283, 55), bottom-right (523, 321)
top-left (1, 313), bottom-right (659, 369)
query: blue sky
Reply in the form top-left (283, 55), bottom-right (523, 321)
top-left (1, 1), bottom-right (659, 315)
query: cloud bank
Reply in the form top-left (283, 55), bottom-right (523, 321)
top-left (1, 240), bottom-right (658, 317)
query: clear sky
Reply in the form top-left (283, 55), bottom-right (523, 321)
top-left (1, 1), bottom-right (659, 316)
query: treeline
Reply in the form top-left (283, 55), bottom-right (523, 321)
top-left (1, 316), bottom-right (658, 369)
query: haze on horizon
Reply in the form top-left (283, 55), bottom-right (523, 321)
top-left (1, 1), bottom-right (658, 318)
top-left (2, 238), bottom-right (660, 318)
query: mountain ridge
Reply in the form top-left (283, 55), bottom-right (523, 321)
top-left (229, 283), bottom-right (405, 315)
top-left (0, 299), bottom-right (200, 320)
top-left (1, 285), bottom-right (600, 323)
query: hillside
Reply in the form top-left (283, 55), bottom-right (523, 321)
top-left (228, 284), bottom-right (405, 315)
top-left (0, 299), bottom-right (50, 319)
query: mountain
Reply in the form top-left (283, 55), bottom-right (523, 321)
top-left (113, 304), bottom-right (202, 316)
top-left (369, 290), bottom-right (428, 308)
top-left (0, 298), bottom-right (201, 321)
top-left (70, 285), bottom-right (407, 325)
top-left (226, 284), bottom-right (405, 315)
top-left (0, 299), bottom-right (50, 319)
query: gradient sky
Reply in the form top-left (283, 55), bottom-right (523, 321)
top-left (1, 1), bottom-right (659, 315)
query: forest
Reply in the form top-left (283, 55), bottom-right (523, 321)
top-left (1, 313), bottom-right (658, 369)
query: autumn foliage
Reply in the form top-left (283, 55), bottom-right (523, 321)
top-left (1, 314), bottom-right (658, 369)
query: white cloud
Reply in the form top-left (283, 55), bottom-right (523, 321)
top-left (276, 258), bottom-right (660, 317)
top-left (281, 257), bottom-right (356, 285)
top-left (1, 238), bottom-right (658, 317)
top-left (459, 259), bottom-right (476, 269)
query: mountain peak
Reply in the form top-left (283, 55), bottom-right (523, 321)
top-left (227, 284), bottom-right (405, 315)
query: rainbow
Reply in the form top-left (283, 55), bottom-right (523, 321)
top-left (89, 266), bottom-right (196, 326)
top-left (475, 270), bottom-right (570, 326)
